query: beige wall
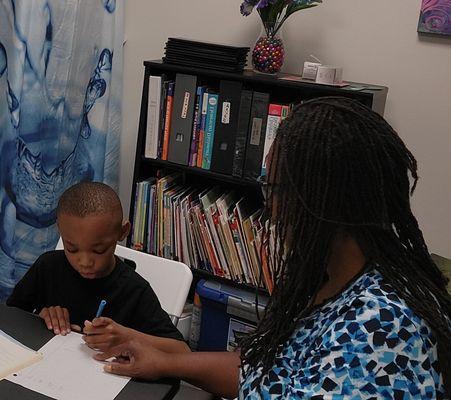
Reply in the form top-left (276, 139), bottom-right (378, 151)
top-left (121, 0), bottom-right (451, 257)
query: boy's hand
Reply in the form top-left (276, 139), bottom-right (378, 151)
top-left (39, 306), bottom-right (81, 335)
top-left (83, 317), bottom-right (136, 351)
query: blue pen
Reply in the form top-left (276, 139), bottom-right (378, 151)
top-left (95, 299), bottom-right (107, 318)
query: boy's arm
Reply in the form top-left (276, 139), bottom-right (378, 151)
top-left (7, 252), bottom-right (76, 335)
top-left (83, 317), bottom-right (190, 353)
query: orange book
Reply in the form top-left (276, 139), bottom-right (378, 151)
top-left (196, 131), bottom-right (205, 167)
top-left (253, 227), bottom-right (274, 293)
top-left (161, 82), bottom-right (175, 160)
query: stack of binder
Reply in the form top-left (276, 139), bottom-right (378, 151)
top-left (163, 38), bottom-right (249, 73)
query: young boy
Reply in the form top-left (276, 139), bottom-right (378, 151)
top-left (7, 181), bottom-right (185, 350)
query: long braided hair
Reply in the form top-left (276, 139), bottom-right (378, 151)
top-left (241, 97), bottom-right (451, 394)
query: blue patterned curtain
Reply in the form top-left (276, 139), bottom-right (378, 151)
top-left (0, 0), bottom-right (123, 301)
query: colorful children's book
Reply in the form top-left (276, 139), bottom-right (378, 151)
top-left (161, 81), bottom-right (175, 160)
top-left (201, 93), bottom-right (219, 170)
top-left (196, 90), bottom-right (210, 168)
top-left (189, 86), bottom-right (206, 166)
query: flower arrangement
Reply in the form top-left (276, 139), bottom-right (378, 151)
top-left (240, 0), bottom-right (322, 73)
top-left (240, 0), bottom-right (322, 38)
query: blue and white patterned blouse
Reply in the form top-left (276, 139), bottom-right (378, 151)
top-left (240, 269), bottom-right (445, 399)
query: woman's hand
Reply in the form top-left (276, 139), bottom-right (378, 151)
top-left (82, 317), bottom-right (136, 351)
top-left (97, 340), bottom-right (241, 398)
top-left (39, 306), bottom-right (81, 335)
top-left (96, 339), bottom-right (170, 381)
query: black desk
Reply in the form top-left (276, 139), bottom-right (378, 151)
top-left (0, 304), bottom-right (179, 400)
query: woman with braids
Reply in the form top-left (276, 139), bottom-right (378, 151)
top-left (89, 97), bottom-right (451, 399)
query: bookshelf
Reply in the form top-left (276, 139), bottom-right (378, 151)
top-left (128, 59), bottom-right (388, 295)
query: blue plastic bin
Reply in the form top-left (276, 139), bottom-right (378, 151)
top-left (196, 279), bottom-right (268, 351)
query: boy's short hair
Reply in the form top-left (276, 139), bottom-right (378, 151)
top-left (57, 181), bottom-right (123, 219)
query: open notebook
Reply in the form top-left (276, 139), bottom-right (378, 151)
top-left (0, 331), bottom-right (42, 379)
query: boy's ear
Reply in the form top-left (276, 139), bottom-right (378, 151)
top-left (119, 220), bottom-right (131, 242)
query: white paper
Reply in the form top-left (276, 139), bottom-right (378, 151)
top-left (0, 331), bottom-right (42, 379)
top-left (8, 333), bottom-right (130, 400)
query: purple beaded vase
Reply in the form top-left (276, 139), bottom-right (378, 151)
top-left (252, 32), bottom-right (285, 74)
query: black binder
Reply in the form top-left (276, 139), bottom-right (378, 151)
top-left (210, 80), bottom-right (243, 175)
top-left (232, 90), bottom-right (253, 178)
top-left (167, 73), bottom-right (198, 165)
top-left (243, 91), bottom-right (270, 180)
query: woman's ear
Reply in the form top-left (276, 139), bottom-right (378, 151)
top-left (119, 220), bottom-right (131, 241)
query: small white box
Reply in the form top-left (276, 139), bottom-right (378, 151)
top-left (316, 66), bottom-right (343, 85)
top-left (302, 62), bottom-right (321, 81)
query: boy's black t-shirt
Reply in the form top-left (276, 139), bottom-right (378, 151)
top-left (6, 250), bottom-right (183, 341)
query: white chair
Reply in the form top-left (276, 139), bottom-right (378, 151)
top-left (55, 238), bottom-right (192, 325)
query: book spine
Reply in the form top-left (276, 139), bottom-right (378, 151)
top-left (161, 82), bottom-right (175, 160)
top-left (232, 90), bottom-right (253, 178)
top-left (163, 191), bottom-right (171, 258)
top-left (157, 80), bottom-right (168, 159)
top-left (167, 73), bottom-right (198, 165)
top-left (151, 186), bottom-right (158, 255)
top-left (146, 185), bottom-right (155, 253)
top-left (130, 182), bottom-right (140, 248)
top-left (144, 76), bottom-right (162, 159)
top-left (133, 182), bottom-right (144, 251)
top-left (261, 104), bottom-right (283, 176)
top-left (143, 182), bottom-right (151, 253)
top-left (189, 87), bottom-right (204, 166)
top-left (205, 205), bottom-right (230, 279)
top-left (196, 91), bottom-right (209, 168)
top-left (202, 93), bottom-right (219, 170)
top-left (190, 208), bottom-right (209, 271)
top-left (243, 91), bottom-right (270, 181)
top-left (281, 104), bottom-right (290, 120)
top-left (234, 206), bottom-right (254, 284)
top-left (229, 215), bottom-right (249, 283)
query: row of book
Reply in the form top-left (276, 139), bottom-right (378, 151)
top-left (144, 73), bottom-right (291, 180)
top-left (131, 173), bottom-right (274, 291)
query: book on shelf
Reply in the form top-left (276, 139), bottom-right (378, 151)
top-left (210, 80), bottom-right (243, 175)
top-left (167, 73), bottom-right (197, 165)
top-left (196, 90), bottom-right (209, 168)
top-left (201, 93), bottom-right (219, 170)
top-left (261, 103), bottom-right (291, 176)
top-left (161, 81), bottom-right (175, 160)
top-left (232, 90), bottom-right (253, 178)
top-left (157, 78), bottom-right (169, 159)
top-left (261, 103), bottom-right (282, 177)
top-left (144, 76), bottom-right (162, 159)
top-left (131, 175), bottom-right (273, 290)
top-left (189, 86), bottom-right (206, 167)
top-left (243, 91), bottom-right (270, 180)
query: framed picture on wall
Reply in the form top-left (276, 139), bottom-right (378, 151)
top-left (418, 0), bottom-right (451, 35)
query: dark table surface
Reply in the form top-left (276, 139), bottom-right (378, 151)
top-left (0, 304), bottom-right (179, 400)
